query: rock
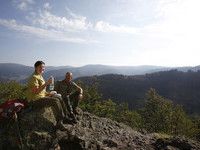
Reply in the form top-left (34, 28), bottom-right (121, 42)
top-left (154, 136), bottom-right (200, 150)
top-left (0, 107), bottom-right (200, 150)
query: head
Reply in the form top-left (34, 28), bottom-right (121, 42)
top-left (34, 61), bottom-right (45, 75)
top-left (65, 72), bottom-right (72, 82)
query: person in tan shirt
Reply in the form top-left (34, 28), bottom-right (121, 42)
top-left (55, 72), bottom-right (83, 122)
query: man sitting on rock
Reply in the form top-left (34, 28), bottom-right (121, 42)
top-left (54, 72), bottom-right (83, 123)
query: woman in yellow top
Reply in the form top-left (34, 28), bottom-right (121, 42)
top-left (27, 61), bottom-right (68, 130)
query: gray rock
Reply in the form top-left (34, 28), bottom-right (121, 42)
top-left (0, 107), bottom-right (200, 150)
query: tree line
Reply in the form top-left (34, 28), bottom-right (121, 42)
top-left (76, 70), bottom-right (200, 114)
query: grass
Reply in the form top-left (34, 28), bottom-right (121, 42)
top-left (153, 132), bottom-right (173, 138)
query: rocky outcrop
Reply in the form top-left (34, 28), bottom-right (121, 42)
top-left (0, 107), bottom-right (200, 150)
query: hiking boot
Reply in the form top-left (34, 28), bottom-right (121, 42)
top-left (63, 116), bottom-right (71, 124)
top-left (69, 113), bottom-right (77, 123)
top-left (56, 122), bottom-right (67, 131)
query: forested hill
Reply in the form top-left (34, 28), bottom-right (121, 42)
top-left (75, 69), bottom-right (200, 115)
top-left (1, 63), bottom-right (200, 83)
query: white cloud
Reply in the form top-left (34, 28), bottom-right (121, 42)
top-left (29, 11), bottom-right (36, 16)
top-left (95, 0), bottom-right (200, 38)
top-left (0, 6), bottom-right (97, 44)
top-left (0, 18), bottom-right (97, 44)
top-left (27, 0), bottom-right (34, 4)
top-left (13, 0), bottom-right (35, 11)
top-left (43, 3), bottom-right (51, 9)
top-left (116, 0), bottom-right (139, 3)
top-left (96, 21), bottom-right (138, 34)
top-left (30, 10), bottom-right (93, 32)
top-left (17, 2), bottom-right (28, 10)
top-left (4, 0), bottom-right (200, 55)
top-left (66, 7), bottom-right (84, 20)
top-left (151, 0), bottom-right (200, 35)
top-left (131, 0), bottom-right (200, 66)
top-left (94, 0), bottom-right (200, 66)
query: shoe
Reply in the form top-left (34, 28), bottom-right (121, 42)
top-left (56, 122), bottom-right (68, 131)
top-left (63, 116), bottom-right (71, 124)
top-left (69, 113), bottom-right (77, 123)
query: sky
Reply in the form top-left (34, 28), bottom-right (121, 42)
top-left (0, 0), bottom-right (200, 67)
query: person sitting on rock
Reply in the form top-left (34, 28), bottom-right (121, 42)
top-left (54, 72), bottom-right (83, 123)
top-left (26, 61), bottom-right (68, 131)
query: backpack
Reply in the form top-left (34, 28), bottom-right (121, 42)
top-left (0, 99), bottom-right (26, 121)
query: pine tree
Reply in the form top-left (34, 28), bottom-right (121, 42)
top-left (142, 88), bottom-right (172, 132)
top-left (79, 82), bottom-right (102, 114)
top-left (141, 88), bottom-right (199, 139)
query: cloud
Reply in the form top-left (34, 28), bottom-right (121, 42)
top-left (93, 0), bottom-right (200, 66)
top-left (26, 0), bottom-right (34, 4)
top-left (4, 0), bottom-right (200, 49)
top-left (13, 0), bottom-right (35, 11)
top-left (0, 18), bottom-right (97, 44)
top-left (17, 2), bottom-right (28, 10)
top-left (43, 3), bottom-right (51, 9)
top-left (27, 10), bottom-right (93, 32)
top-left (145, 0), bottom-right (200, 40)
top-left (0, 6), bottom-right (97, 44)
top-left (116, 0), bottom-right (139, 3)
top-left (96, 0), bottom-right (199, 42)
top-left (95, 21), bottom-right (138, 34)
top-left (132, 0), bottom-right (200, 66)
top-left (66, 7), bottom-right (84, 20)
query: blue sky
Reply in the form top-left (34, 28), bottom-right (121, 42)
top-left (0, 0), bottom-right (200, 67)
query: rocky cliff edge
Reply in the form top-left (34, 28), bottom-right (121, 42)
top-left (0, 107), bottom-right (200, 150)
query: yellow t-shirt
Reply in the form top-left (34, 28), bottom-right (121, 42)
top-left (26, 72), bottom-right (46, 102)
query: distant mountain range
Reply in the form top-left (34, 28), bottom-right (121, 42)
top-left (1, 63), bottom-right (200, 84)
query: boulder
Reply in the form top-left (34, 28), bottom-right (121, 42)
top-left (0, 107), bottom-right (200, 150)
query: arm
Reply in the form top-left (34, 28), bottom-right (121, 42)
top-left (72, 82), bottom-right (83, 100)
top-left (31, 78), bottom-right (52, 95)
top-left (76, 85), bottom-right (83, 100)
top-left (71, 81), bottom-right (83, 94)
top-left (72, 81), bottom-right (83, 94)
top-left (76, 86), bottom-right (83, 94)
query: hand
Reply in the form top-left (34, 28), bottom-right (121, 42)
top-left (78, 93), bottom-right (83, 100)
top-left (46, 78), bottom-right (53, 85)
top-left (46, 92), bottom-right (54, 97)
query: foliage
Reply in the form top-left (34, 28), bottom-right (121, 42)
top-left (141, 88), bottom-right (200, 140)
top-left (95, 99), bottom-right (116, 119)
top-left (79, 81), bottom-right (143, 129)
top-left (113, 102), bottom-right (142, 129)
top-left (141, 88), bottom-right (174, 133)
top-left (79, 82), bottom-right (102, 114)
top-left (153, 133), bottom-right (172, 138)
top-left (193, 116), bottom-right (200, 140)
top-left (0, 80), bottom-right (26, 105)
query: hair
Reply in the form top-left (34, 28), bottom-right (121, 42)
top-left (34, 61), bottom-right (45, 68)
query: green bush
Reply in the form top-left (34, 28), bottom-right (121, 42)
top-left (0, 80), bottom-right (27, 105)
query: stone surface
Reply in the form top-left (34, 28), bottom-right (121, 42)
top-left (0, 107), bottom-right (200, 150)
